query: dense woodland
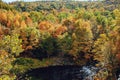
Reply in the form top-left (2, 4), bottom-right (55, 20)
top-left (0, 0), bottom-right (120, 80)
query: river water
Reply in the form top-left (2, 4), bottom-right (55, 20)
top-left (18, 65), bottom-right (100, 80)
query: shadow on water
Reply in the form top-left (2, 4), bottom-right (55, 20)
top-left (17, 65), bottom-right (99, 80)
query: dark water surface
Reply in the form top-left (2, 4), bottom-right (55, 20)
top-left (18, 65), bottom-right (99, 80)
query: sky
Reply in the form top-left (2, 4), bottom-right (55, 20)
top-left (2, 0), bottom-right (90, 3)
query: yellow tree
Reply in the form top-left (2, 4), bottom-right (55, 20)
top-left (93, 34), bottom-right (109, 67)
top-left (69, 19), bottom-right (93, 64)
top-left (92, 33), bottom-right (118, 79)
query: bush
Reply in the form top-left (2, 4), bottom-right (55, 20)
top-left (13, 58), bottom-right (34, 66)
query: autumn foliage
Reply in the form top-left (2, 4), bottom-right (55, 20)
top-left (0, 0), bottom-right (120, 79)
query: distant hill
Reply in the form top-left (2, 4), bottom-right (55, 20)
top-left (7, 0), bottom-right (120, 12)
top-left (0, 0), bottom-right (13, 10)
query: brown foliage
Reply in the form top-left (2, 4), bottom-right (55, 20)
top-left (54, 25), bottom-right (67, 37)
top-left (0, 12), bottom-right (7, 25)
top-left (25, 17), bottom-right (33, 26)
top-left (38, 21), bottom-right (53, 31)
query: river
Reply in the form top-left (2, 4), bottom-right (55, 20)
top-left (17, 65), bottom-right (100, 80)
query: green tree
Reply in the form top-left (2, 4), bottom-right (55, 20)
top-left (20, 25), bottom-right (40, 50)
top-left (0, 34), bottom-right (23, 56)
top-left (57, 12), bottom-right (71, 22)
top-left (40, 36), bottom-right (59, 58)
top-left (29, 11), bottom-right (44, 22)
top-left (0, 50), bottom-right (16, 80)
top-left (45, 13), bottom-right (57, 23)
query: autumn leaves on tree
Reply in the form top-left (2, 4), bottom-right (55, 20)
top-left (0, 0), bottom-right (120, 79)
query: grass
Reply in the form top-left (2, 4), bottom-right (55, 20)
top-left (12, 57), bottom-right (54, 74)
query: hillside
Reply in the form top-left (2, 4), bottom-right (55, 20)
top-left (0, 0), bottom-right (120, 80)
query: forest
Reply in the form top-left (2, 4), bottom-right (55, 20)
top-left (0, 0), bottom-right (120, 80)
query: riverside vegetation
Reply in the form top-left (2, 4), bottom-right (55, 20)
top-left (0, 0), bottom-right (120, 80)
